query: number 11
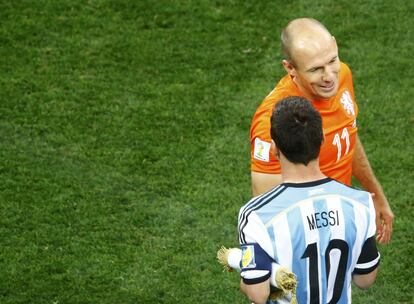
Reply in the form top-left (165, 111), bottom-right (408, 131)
top-left (332, 128), bottom-right (350, 162)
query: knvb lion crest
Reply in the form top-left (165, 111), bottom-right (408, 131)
top-left (340, 90), bottom-right (355, 116)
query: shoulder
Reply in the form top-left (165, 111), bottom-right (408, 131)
top-left (329, 180), bottom-right (372, 208)
top-left (238, 185), bottom-right (288, 245)
top-left (340, 61), bottom-right (352, 73)
top-left (251, 75), bottom-right (294, 130)
top-left (255, 75), bottom-right (296, 112)
top-left (238, 185), bottom-right (287, 225)
top-left (266, 74), bottom-right (297, 103)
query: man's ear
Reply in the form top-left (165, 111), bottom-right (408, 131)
top-left (271, 140), bottom-right (279, 159)
top-left (282, 59), bottom-right (296, 77)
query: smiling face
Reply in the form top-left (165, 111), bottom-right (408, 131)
top-left (282, 20), bottom-right (341, 100)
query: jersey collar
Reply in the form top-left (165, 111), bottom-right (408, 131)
top-left (282, 177), bottom-right (333, 188)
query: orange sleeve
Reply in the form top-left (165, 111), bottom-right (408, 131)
top-left (250, 99), bottom-right (281, 174)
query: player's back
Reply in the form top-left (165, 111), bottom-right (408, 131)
top-left (239, 177), bottom-right (378, 304)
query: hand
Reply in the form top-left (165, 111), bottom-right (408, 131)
top-left (371, 193), bottom-right (394, 244)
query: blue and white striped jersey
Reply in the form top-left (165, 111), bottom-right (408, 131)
top-left (238, 178), bottom-right (380, 304)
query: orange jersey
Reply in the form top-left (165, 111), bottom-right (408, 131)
top-left (250, 62), bottom-right (358, 185)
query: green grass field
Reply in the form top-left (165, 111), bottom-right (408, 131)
top-left (1, 0), bottom-right (413, 303)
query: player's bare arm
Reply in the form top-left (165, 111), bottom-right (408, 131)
top-left (251, 172), bottom-right (283, 197)
top-left (352, 135), bottom-right (394, 244)
top-left (240, 278), bottom-right (270, 304)
top-left (353, 267), bottom-right (379, 290)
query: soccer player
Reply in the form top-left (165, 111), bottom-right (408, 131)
top-left (240, 96), bottom-right (380, 304)
top-left (250, 18), bottom-right (393, 244)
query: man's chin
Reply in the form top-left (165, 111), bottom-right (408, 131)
top-left (317, 86), bottom-right (338, 99)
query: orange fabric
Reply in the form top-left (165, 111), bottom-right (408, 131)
top-left (250, 62), bottom-right (358, 185)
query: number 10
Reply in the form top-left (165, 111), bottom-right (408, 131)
top-left (302, 239), bottom-right (349, 304)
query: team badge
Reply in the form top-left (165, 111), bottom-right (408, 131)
top-left (340, 90), bottom-right (355, 116)
top-left (253, 138), bottom-right (271, 162)
top-left (241, 245), bottom-right (256, 269)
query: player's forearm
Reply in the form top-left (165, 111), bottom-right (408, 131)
top-left (352, 136), bottom-right (386, 200)
top-left (240, 279), bottom-right (270, 304)
top-left (352, 268), bottom-right (378, 290)
top-left (352, 135), bottom-right (394, 243)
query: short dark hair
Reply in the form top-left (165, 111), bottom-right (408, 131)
top-left (271, 96), bottom-right (323, 165)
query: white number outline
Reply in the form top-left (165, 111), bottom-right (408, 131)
top-left (332, 128), bottom-right (350, 162)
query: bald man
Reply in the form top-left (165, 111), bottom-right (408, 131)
top-left (250, 18), bottom-right (394, 244)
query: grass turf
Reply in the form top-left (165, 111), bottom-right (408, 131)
top-left (0, 0), bottom-right (413, 303)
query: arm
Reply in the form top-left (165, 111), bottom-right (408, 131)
top-left (353, 268), bottom-right (378, 290)
top-left (352, 135), bottom-right (394, 243)
top-left (237, 211), bottom-right (274, 304)
top-left (240, 278), bottom-right (270, 304)
top-left (251, 171), bottom-right (283, 197)
top-left (352, 234), bottom-right (380, 289)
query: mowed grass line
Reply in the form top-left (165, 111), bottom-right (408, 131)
top-left (0, 1), bottom-right (413, 303)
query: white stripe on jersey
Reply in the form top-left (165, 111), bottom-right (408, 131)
top-left (351, 199), bottom-right (369, 275)
top-left (367, 196), bottom-right (376, 237)
top-left (299, 199), bottom-right (319, 303)
top-left (356, 253), bottom-right (381, 269)
top-left (273, 213), bottom-right (293, 270)
top-left (326, 196), bottom-right (346, 239)
top-left (242, 212), bottom-right (275, 258)
top-left (325, 197), bottom-right (345, 303)
top-left (347, 281), bottom-right (352, 304)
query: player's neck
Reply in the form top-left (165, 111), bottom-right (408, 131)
top-left (280, 159), bottom-right (326, 184)
top-left (292, 76), bottom-right (312, 101)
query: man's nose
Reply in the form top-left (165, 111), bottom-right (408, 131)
top-left (322, 66), bottom-right (335, 82)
